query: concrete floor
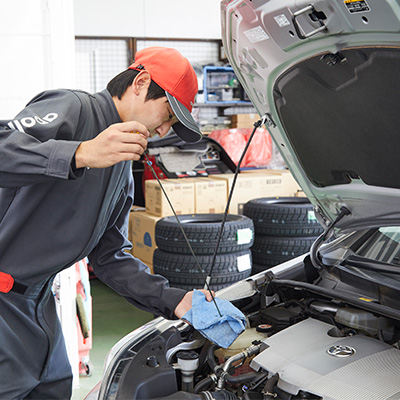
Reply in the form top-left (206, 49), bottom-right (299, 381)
top-left (71, 279), bottom-right (153, 400)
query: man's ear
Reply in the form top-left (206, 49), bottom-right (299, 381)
top-left (132, 70), bottom-right (151, 95)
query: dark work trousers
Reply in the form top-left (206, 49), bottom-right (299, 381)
top-left (0, 279), bottom-right (72, 399)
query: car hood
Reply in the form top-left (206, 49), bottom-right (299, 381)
top-left (221, 0), bottom-right (400, 233)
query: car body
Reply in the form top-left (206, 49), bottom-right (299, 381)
top-left (86, 1), bottom-right (400, 399)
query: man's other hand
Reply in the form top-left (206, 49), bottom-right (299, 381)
top-left (174, 289), bottom-right (215, 319)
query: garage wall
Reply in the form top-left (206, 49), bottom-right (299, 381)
top-left (73, 0), bottom-right (222, 39)
top-left (0, 0), bottom-right (75, 119)
top-left (1, 0), bottom-right (222, 119)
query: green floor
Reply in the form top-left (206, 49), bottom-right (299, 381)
top-left (72, 279), bottom-right (154, 400)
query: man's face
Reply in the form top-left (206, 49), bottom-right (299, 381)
top-left (117, 71), bottom-right (180, 138)
top-left (127, 94), bottom-right (179, 139)
top-left (147, 97), bottom-right (179, 138)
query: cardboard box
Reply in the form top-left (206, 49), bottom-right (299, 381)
top-left (276, 170), bottom-right (303, 197)
top-left (195, 178), bottom-right (227, 213)
top-left (129, 208), bottom-right (162, 265)
top-left (183, 178), bottom-right (228, 214)
top-left (213, 173), bottom-right (284, 214)
top-left (242, 169), bottom-right (303, 197)
top-left (231, 113), bottom-right (261, 129)
top-left (145, 179), bottom-right (195, 217)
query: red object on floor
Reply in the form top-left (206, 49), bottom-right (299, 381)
top-left (75, 259), bottom-right (93, 376)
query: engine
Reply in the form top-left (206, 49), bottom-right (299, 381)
top-left (157, 300), bottom-right (400, 400)
top-left (251, 318), bottom-right (400, 399)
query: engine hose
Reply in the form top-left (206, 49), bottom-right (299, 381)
top-left (201, 390), bottom-right (238, 400)
top-left (194, 376), bottom-right (214, 394)
top-left (225, 371), bottom-right (262, 385)
top-left (217, 344), bottom-right (263, 390)
top-left (154, 389), bottom-right (238, 400)
top-left (195, 345), bottom-right (222, 394)
top-left (207, 344), bottom-right (220, 370)
top-left (263, 374), bottom-right (279, 399)
top-left (195, 368), bottom-right (262, 393)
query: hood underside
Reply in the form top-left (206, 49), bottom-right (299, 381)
top-left (221, 0), bottom-right (400, 232)
top-left (275, 46), bottom-right (400, 189)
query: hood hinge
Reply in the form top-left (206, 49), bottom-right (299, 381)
top-left (261, 113), bottom-right (276, 128)
top-left (314, 205), bottom-right (331, 229)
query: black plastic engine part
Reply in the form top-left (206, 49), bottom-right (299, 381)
top-left (259, 306), bottom-right (304, 332)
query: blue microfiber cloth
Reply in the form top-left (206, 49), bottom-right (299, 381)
top-left (182, 290), bottom-right (247, 348)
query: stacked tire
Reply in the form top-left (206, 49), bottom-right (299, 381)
top-left (153, 214), bottom-right (255, 291)
top-left (243, 197), bottom-right (324, 274)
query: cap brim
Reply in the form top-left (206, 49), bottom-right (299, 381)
top-left (166, 92), bottom-right (203, 143)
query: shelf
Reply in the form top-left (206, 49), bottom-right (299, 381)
top-left (208, 86), bottom-right (239, 90)
top-left (194, 102), bottom-right (254, 108)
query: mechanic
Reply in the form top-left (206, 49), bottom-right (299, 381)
top-left (0, 46), bottom-right (214, 399)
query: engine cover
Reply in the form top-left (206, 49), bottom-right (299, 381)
top-left (250, 318), bottom-right (400, 400)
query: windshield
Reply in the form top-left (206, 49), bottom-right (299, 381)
top-left (356, 227), bottom-right (400, 265)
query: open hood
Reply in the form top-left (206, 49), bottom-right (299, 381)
top-left (221, 0), bottom-right (400, 233)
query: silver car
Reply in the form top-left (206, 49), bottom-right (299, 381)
top-left (86, 0), bottom-right (400, 398)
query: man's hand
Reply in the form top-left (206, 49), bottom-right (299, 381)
top-left (174, 289), bottom-right (215, 319)
top-left (75, 121), bottom-right (150, 169)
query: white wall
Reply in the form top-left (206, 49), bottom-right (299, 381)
top-left (73, 0), bottom-right (222, 39)
top-left (0, 0), bottom-right (222, 119)
top-left (0, 0), bottom-right (76, 119)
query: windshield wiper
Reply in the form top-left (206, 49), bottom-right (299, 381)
top-left (343, 254), bottom-right (400, 275)
top-left (271, 277), bottom-right (400, 321)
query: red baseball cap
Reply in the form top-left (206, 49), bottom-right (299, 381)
top-left (129, 47), bottom-right (202, 143)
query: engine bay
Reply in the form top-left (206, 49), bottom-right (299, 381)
top-left (119, 266), bottom-right (400, 400)
top-left (95, 225), bottom-right (400, 400)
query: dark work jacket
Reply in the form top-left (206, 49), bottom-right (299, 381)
top-left (0, 88), bottom-right (185, 318)
top-left (0, 88), bottom-right (188, 397)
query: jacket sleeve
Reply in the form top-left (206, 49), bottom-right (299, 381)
top-left (88, 179), bottom-right (188, 320)
top-left (0, 90), bottom-right (83, 188)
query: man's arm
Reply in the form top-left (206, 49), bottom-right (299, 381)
top-left (88, 179), bottom-right (213, 320)
top-left (0, 90), bottom-right (82, 187)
